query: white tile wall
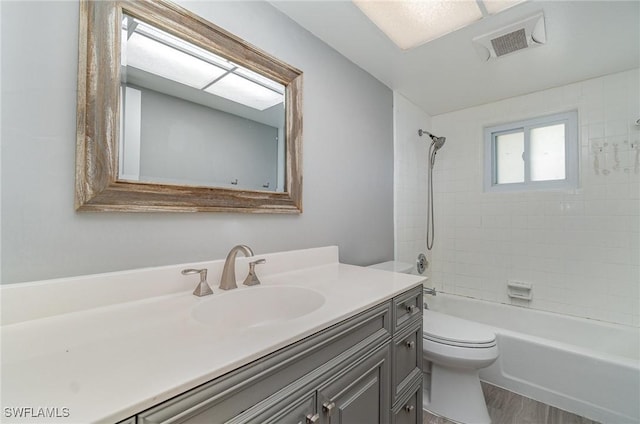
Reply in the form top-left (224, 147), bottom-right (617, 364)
top-left (398, 69), bottom-right (640, 326)
top-left (393, 92), bottom-right (431, 273)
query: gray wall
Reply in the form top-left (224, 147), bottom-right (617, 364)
top-left (137, 87), bottom-right (278, 190)
top-left (0, 0), bottom-right (394, 283)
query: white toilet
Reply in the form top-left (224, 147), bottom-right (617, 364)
top-left (368, 260), bottom-right (499, 424)
top-left (423, 310), bottom-right (498, 424)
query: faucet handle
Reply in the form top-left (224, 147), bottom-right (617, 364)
top-left (182, 268), bottom-right (213, 297)
top-left (243, 259), bottom-right (266, 286)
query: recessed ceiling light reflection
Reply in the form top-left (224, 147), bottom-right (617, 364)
top-left (205, 73), bottom-right (284, 111)
top-left (125, 33), bottom-right (227, 89)
top-left (234, 67), bottom-right (285, 94)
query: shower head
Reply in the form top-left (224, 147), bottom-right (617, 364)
top-left (418, 129), bottom-right (446, 151)
top-left (431, 136), bottom-right (446, 151)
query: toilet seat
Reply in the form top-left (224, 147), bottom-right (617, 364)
top-left (424, 334), bottom-right (496, 348)
top-left (423, 310), bottom-right (496, 348)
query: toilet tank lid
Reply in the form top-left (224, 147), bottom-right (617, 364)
top-left (368, 261), bottom-right (414, 274)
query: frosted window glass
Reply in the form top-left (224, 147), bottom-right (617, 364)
top-left (495, 131), bottom-right (524, 184)
top-left (530, 124), bottom-right (565, 181)
top-left (125, 33), bottom-right (226, 89)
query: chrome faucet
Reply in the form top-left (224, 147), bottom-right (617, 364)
top-left (219, 245), bottom-right (254, 290)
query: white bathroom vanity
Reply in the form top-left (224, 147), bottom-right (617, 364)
top-left (1, 247), bottom-right (425, 423)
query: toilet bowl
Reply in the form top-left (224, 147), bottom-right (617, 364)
top-left (423, 310), bottom-right (498, 424)
top-left (367, 261), bottom-right (499, 424)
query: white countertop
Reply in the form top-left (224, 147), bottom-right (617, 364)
top-left (0, 247), bottom-right (425, 423)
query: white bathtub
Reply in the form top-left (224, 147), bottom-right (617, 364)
top-left (427, 293), bottom-right (640, 424)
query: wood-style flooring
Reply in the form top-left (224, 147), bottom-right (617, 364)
top-left (423, 382), bottom-right (600, 424)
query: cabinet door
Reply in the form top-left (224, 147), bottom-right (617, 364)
top-left (317, 345), bottom-right (390, 424)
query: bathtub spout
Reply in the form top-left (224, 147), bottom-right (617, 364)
top-left (423, 286), bottom-right (436, 309)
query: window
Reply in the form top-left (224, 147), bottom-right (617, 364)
top-left (484, 111), bottom-right (578, 192)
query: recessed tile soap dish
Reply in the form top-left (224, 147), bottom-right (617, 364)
top-left (507, 281), bottom-right (533, 301)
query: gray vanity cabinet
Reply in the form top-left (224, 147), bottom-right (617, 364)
top-left (228, 342), bottom-right (391, 424)
top-left (128, 286), bottom-right (422, 424)
top-left (316, 344), bottom-right (390, 424)
top-left (228, 389), bottom-right (317, 424)
top-left (391, 378), bottom-right (422, 424)
top-left (392, 321), bottom-right (423, 403)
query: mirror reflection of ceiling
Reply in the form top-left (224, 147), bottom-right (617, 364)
top-left (121, 16), bottom-right (285, 112)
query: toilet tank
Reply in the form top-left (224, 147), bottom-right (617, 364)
top-left (368, 261), bottom-right (414, 274)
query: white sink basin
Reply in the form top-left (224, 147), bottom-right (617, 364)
top-left (191, 286), bottom-right (325, 331)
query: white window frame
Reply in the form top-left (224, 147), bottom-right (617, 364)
top-left (483, 110), bottom-right (578, 192)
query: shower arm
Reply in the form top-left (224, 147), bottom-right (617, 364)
top-left (418, 129), bottom-right (437, 141)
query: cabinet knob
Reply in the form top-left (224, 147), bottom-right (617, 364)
top-left (405, 340), bottom-right (415, 349)
top-left (306, 413), bottom-right (320, 423)
top-left (322, 401), bottom-right (336, 413)
top-left (405, 304), bottom-right (417, 313)
top-left (404, 404), bottom-right (415, 413)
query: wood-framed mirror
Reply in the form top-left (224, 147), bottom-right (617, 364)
top-left (75, 0), bottom-right (303, 213)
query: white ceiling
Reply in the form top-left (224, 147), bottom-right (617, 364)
top-left (270, 0), bottom-right (640, 116)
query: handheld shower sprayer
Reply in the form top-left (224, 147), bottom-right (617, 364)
top-left (418, 129), bottom-right (446, 152)
top-left (418, 129), bottom-right (446, 167)
top-left (418, 128), bottom-right (447, 251)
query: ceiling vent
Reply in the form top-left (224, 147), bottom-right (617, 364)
top-left (473, 12), bottom-right (546, 61)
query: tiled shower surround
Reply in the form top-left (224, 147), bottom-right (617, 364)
top-left (395, 69), bottom-right (639, 326)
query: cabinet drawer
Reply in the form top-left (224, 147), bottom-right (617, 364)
top-left (392, 320), bottom-right (422, 403)
top-left (393, 287), bottom-right (422, 333)
top-left (391, 377), bottom-right (422, 424)
top-left (227, 389), bottom-right (316, 424)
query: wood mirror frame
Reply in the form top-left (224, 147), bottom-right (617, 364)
top-left (75, 0), bottom-right (303, 213)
